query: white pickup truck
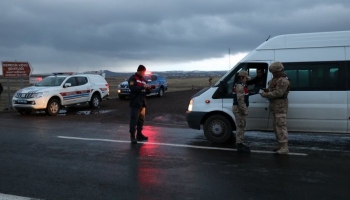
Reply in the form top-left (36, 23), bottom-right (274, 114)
top-left (12, 72), bottom-right (109, 116)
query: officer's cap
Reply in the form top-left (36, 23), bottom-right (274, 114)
top-left (137, 65), bottom-right (146, 72)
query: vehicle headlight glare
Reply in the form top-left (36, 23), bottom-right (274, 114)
top-left (188, 99), bottom-right (194, 111)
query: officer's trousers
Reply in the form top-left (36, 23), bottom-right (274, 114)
top-left (232, 106), bottom-right (247, 144)
top-left (272, 112), bottom-right (288, 143)
top-left (129, 106), bottom-right (146, 137)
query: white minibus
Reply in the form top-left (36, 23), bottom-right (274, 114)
top-left (186, 30), bottom-right (350, 143)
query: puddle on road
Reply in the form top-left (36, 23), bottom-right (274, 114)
top-left (34, 109), bottom-right (115, 116)
top-left (59, 109), bottom-right (114, 116)
top-left (153, 114), bottom-right (185, 122)
top-left (151, 114), bottom-right (187, 126)
top-left (75, 110), bottom-right (114, 115)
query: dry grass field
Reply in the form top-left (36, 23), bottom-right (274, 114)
top-left (0, 75), bottom-right (220, 110)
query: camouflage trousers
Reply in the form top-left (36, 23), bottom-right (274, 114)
top-left (272, 112), bottom-right (288, 143)
top-left (232, 106), bottom-right (247, 144)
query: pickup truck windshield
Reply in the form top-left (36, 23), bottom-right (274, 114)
top-left (35, 76), bottom-right (66, 87)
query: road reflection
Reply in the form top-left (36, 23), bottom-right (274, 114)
top-left (129, 127), bottom-right (166, 199)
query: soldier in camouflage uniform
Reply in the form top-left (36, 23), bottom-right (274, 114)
top-left (232, 70), bottom-right (251, 153)
top-left (261, 62), bottom-right (290, 154)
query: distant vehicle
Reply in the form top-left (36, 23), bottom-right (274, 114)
top-left (12, 71), bottom-right (110, 116)
top-left (117, 73), bottom-right (168, 100)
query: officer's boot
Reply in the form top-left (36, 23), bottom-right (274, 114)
top-left (136, 132), bottom-right (148, 141)
top-left (130, 133), bottom-right (137, 144)
top-left (236, 143), bottom-right (251, 153)
top-left (273, 144), bottom-right (282, 152)
top-left (276, 142), bottom-right (289, 154)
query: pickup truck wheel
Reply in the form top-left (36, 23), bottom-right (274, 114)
top-left (46, 99), bottom-right (60, 116)
top-left (89, 94), bottom-right (100, 108)
top-left (204, 115), bottom-right (232, 143)
top-left (157, 88), bottom-right (164, 97)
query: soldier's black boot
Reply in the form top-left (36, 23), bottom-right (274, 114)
top-left (130, 134), bottom-right (137, 144)
top-left (237, 143), bottom-right (251, 153)
top-left (136, 132), bottom-right (148, 141)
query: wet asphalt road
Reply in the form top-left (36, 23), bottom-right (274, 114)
top-left (0, 113), bottom-right (350, 200)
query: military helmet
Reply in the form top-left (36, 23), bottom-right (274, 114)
top-left (238, 70), bottom-right (251, 80)
top-left (269, 62), bottom-right (284, 73)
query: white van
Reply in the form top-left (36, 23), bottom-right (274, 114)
top-left (12, 72), bottom-right (109, 116)
top-left (186, 30), bottom-right (350, 143)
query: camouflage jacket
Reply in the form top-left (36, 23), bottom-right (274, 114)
top-left (266, 76), bottom-right (290, 113)
top-left (232, 82), bottom-right (249, 114)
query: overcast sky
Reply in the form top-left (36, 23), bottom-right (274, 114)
top-left (1, 0), bottom-right (350, 74)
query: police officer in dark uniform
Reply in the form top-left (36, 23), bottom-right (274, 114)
top-left (128, 65), bottom-right (154, 144)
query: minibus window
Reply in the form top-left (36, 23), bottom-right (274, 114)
top-left (347, 61), bottom-right (350, 90)
top-left (247, 67), bottom-right (268, 94)
top-left (283, 61), bottom-right (346, 91)
top-left (213, 62), bottom-right (268, 98)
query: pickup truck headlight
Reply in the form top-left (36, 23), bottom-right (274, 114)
top-left (188, 98), bottom-right (194, 111)
top-left (31, 91), bottom-right (49, 98)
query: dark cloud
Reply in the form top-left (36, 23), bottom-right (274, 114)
top-left (1, 0), bottom-right (349, 73)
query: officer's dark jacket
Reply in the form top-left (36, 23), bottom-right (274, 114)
top-left (128, 73), bottom-right (151, 108)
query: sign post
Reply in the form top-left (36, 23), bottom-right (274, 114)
top-left (1, 61), bottom-right (34, 110)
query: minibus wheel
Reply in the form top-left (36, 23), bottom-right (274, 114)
top-left (204, 115), bottom-right (232, 143)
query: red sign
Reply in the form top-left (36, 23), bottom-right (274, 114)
top-left (1, 61), bottom-right (33, 78)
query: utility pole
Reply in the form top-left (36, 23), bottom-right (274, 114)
top-left (229, 48), bottom-right (231, 69)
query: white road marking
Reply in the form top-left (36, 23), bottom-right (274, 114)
top-left (57, 136), bottom-right (308, 156)
top-left (0, 193), bottom-right (41, 200)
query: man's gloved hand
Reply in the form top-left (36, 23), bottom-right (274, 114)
top-left (260, 92), bottom-right (267, 98)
